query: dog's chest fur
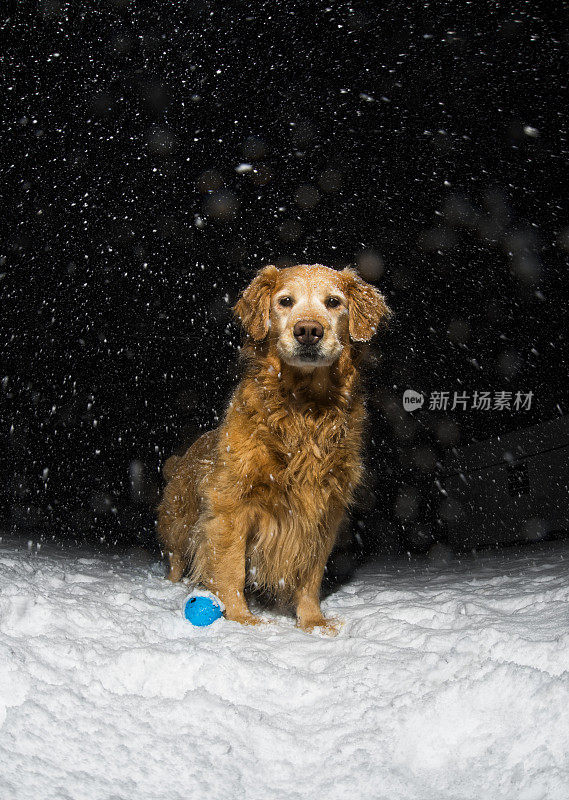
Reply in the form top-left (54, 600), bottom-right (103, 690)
top-left (219, 376), bottom-right (365, 514)
top-left (270, 403), bottom-right (358, 491)
top-left (200, 362), bottom-right (366, 593)
top-left (247, 403), bottom-right (363, 592)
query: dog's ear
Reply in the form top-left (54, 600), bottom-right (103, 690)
top-left (342, 267), bottom-right (392, 342)
top-left (234, 265), bottom-right (279, 340)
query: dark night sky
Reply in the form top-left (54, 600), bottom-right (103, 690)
top-left (2, 1), bottom-right (568, 549)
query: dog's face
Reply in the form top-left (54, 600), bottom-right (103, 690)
top-left (271, 266), bottom-right (351, 368)
top-left (234, 264), bottom-right (391, 369)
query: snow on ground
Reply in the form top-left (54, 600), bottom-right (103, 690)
top-left (1, 533), bottom-right (568, 800)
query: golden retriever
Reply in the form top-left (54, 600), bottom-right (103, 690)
top-left (157, 263), bottom-right (390, 634)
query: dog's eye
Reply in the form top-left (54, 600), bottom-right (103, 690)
top-left (278, 296), bottom-right (294, 307)
top-left (326, 297), bottom-right (341, 309)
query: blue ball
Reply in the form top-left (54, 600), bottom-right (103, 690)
top-left (183, 595), bottom-right (224, 626)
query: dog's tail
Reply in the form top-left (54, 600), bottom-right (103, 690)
top-left (162, 455), bottom-right (180, 482)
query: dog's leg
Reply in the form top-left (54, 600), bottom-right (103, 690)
top-left (295, 560), bottom-right (340, 636)
top-left (295, 512), bottom-right (344, 636)
top-left (167, 551), bottom-right (185, 582)
top-left (205, 510), bottom-right (260, 626)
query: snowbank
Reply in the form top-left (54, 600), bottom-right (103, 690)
top-left (1, 534), bottom-right (568, 799)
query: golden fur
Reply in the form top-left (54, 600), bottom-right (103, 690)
top-left (157, 264), bottom-right (390, 634)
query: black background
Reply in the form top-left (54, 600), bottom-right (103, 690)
top-left (2, 1), bottom-right (568, 555)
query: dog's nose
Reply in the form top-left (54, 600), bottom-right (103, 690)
top-left (293, 320), bottom-right (324, 344)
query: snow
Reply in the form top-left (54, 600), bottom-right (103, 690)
top-left (1, 535), bottom-right (569, 799)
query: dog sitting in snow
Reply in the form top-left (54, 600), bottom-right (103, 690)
top-left (157, 264), bottom-right (391, 634)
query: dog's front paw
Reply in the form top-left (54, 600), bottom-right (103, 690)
top-left (224, 610), bottom-right (263, 626)
top-left (297, 616), bottom-right (342, 637)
